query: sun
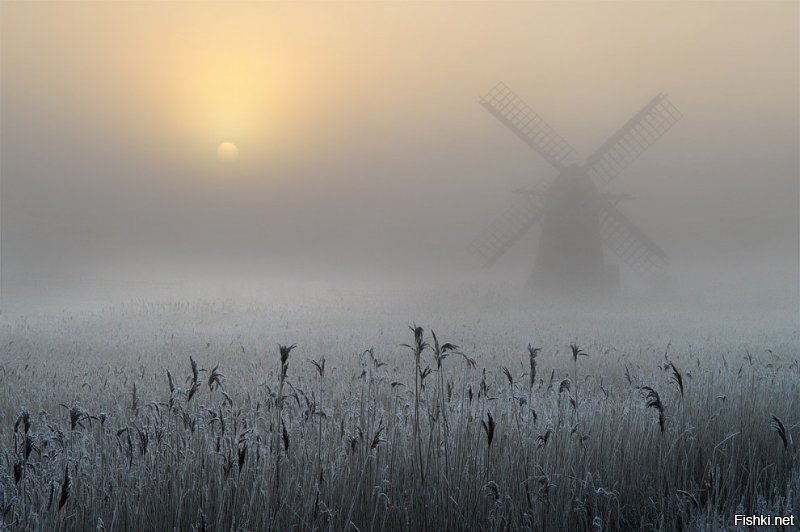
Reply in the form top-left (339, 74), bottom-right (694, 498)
top-left (217, 142), bottom-right (239, 162)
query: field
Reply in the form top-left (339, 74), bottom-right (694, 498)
top-left (0, 291), bottom-right (797, 531)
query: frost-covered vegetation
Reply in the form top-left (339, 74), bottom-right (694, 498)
top-left (0, 295), bottom-right (796, 530)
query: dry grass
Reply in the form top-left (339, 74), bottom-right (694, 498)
top-left (0, 300), bottom-right (796, 531)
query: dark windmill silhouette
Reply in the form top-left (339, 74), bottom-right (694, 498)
top-left (472, 83), bottom-right (681, 294)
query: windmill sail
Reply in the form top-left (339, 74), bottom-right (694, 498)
top-left (480, 83), bottom-right (578, 170)
top-left (585, 94), bottom-right (681, 185)
top-left (471, 194), bottom-right (544, 266)
top-left (475, 82), bottom-right (678, 289)
top-left (597, 199), bottom-right (668, 277)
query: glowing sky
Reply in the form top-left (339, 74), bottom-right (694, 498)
top-left (1, 1), bottom-right (797, 293)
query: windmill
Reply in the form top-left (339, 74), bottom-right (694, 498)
top-left (472, 82), bottom-right (681, 294)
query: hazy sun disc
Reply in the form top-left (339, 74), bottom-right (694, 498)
top-left (217, 142), bottom-right (239, 162)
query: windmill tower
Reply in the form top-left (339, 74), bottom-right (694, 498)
top-left (472, 83), bottom-right (681, 294)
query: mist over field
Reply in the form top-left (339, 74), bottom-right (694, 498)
top-left (0, 2), bottom-right (797, 530)
top-left (1, 1), bottom-right (798, 317)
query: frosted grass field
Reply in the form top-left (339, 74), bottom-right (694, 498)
top-left (0, 290), bottom-right (797, 530)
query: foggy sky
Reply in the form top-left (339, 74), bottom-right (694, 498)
top-left (1, 1), bottom-right (798, 304)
